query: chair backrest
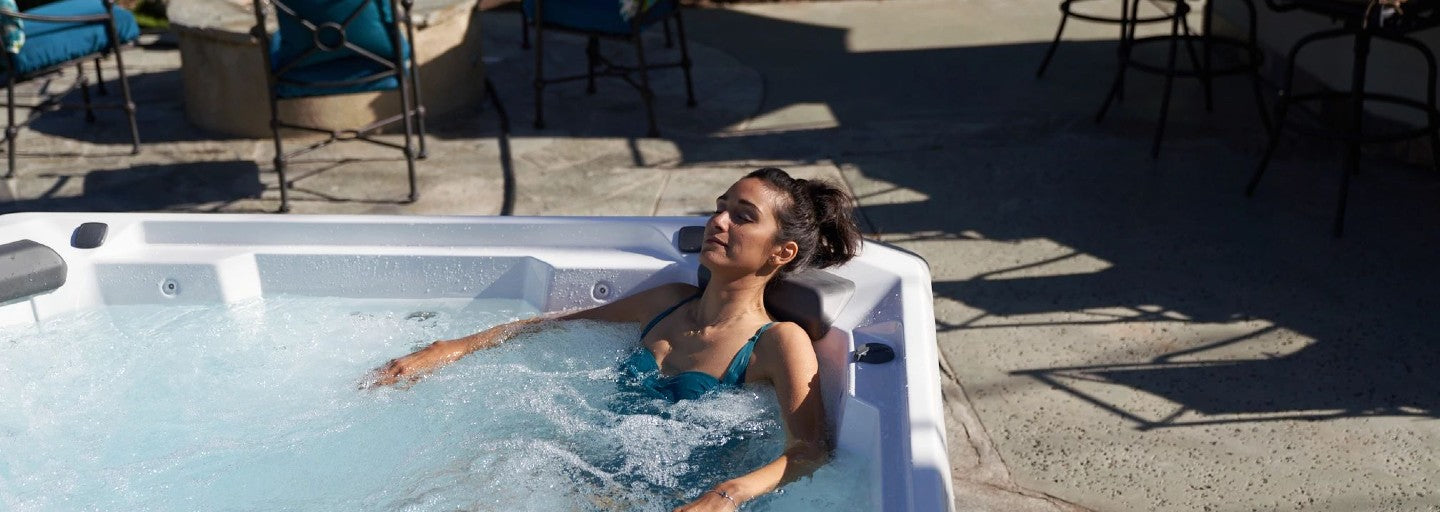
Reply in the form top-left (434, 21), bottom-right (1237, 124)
top-left (523, 0), bottom-right (676, 34)
top-left (257, 0), bottom-right (402, 77)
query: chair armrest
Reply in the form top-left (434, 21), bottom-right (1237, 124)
top-left (0, 9), bottom-right (114, 24)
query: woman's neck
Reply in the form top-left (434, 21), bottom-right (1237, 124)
top-left (694, 272), bottom-right (770, 328)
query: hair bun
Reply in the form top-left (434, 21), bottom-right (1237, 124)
top-left (744, 168), bottom-right (861, 275)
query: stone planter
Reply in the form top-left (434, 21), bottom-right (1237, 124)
top-left (168, 0), bottom-right (484, 138)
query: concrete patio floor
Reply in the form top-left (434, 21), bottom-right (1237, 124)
top-left (3, 1), bottom-right (1440, 511)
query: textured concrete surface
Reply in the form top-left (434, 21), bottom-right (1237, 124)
top-left (4, 1), bottom-right (1440, 511)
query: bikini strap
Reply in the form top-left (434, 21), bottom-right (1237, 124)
top-left (639, 294), bottom-right (700, 340)
top-left (724, 322), bottom-right (775, 386)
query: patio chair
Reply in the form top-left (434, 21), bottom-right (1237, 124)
top-left (0, 0), bottom-right (141, 179)
top-left (520, 4), bottom-right (674, 51)
top-left (1246, 0), bottom-right (1440, 236)
top-left (1092, 0), bottom-right (1271, 158)
top-left (524, 0), bottom-right (696, 137)
top-left (250, 0), bottom-right (427, 213)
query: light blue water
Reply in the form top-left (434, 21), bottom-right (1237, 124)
top-left (0, 297), bottom-right (871, 511)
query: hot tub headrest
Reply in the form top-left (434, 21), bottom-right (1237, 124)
top-left (1, 239), bottom-right (68, 304)
top-left (698, 266), bottom-right (855, 341)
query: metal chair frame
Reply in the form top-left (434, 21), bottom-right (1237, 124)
top-left (1093, 0), bottom-right (1272, 158)
top-left (250, 0), bottom-right (428, 213)
top-left (528, 0), bottom-right (696, 137)
top-left (1036, 0), bottom-right (1182, 82)
top-left (521, 7), bottom-right (674, 50)
top-left (0, 0), bottom-right (139, 179)
top-left (1245, 0), bottom-right (1440, 236)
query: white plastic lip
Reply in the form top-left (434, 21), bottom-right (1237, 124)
top-left (0, 212), bottom-right (954, 512)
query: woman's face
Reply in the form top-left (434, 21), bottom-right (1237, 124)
top-left (701, 178), bottom-right (795, 276)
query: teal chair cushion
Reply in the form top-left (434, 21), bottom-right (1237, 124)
top-left (2, 0), bottom-right (139, 77)
top-left (274, 53), bottom-right (401, 98)
top-left (522, 0), bottom-right (677, 35)
top-left (269, 0), bottom-right (408, 98)
top-left (270, 33), bottom-right (410, 98)
top-left (272, 0), bottom-right (395, 70)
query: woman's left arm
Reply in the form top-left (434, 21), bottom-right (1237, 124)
top-left (674, 322), bottom-right (830, 512)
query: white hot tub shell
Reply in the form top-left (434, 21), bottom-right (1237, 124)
top-left (0, 212), bottom-right (954, 512)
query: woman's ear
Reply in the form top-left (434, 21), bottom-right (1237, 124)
top-left (772, 240), bottom-right (799, 267)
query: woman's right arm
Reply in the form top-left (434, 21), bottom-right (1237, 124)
top-left (365, 282), bottom-right (698, 388)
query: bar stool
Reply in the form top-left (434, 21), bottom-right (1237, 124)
top-left (1037, 0), bottom-right (1183, 82)
top-left (1245, 0), bottom-right (1440, 236)
top-left (1094, 0), bottom-right (1272, 158)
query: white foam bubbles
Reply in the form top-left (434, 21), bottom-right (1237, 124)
top-left (0, 297), bottom-right (871, 511)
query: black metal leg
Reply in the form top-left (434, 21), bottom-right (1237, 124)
top-left (1408, 34), bottom-right (1440, 173)
top-left (533, 22), bottom-right (546, 130)
top-left (1247, 32), bottom-right (1323, 197)
top-left (94, 58), bottom-right (107, 95)
top-left (520, 11), bottom-right (530, 50)
top-left (1177, 12), bottom-right (1209, 104)
top-left (1247, 92), bottom-right (1290, 196)
top-left (269, 120), bottom-right (289, 213)
top-left (402, 4), bottom-right (427, 160)
top-left (1096, 59), bottom-right (1126, 123)
top-left (1150, 6), bottom-right (1184, 158)
top-left (1335, 32), bottom-right (1371, 237)
top-left (632, 33), bottom-right (659, 137)
top-left (397, 61), bottom-right (419, 204)
top-left (675, 11), bottom-right (696, 107)
top-left (1097, 0), bottom-right (1144, 120)
top-left (1036, 1), bottom-right (1071, 78)
top-left (1118, 0), bottom-right (1140, 101)
top-left (1200, 0), bottom-right (1215, 112)
top-left (76, 63), bottom-right (96, 123)
top-left (1241, 0), bottom-right (1270, 131)
top-left (110, 43), bottom-right (140, 155)
top-left (5, 74), bottom-right (16, 179)
top-left (586, 36), bottom-right (599, 95)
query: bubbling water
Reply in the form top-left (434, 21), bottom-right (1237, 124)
top-left (0, 297), bottom-right (870, 511)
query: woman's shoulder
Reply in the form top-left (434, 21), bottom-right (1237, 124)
top-left (754, 321), bottom-right (814, 355)
top-left (749, 321), bottom-right (818, 381)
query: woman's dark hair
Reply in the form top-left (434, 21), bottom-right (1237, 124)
top-left (745, 167), bottom-right (862, 276)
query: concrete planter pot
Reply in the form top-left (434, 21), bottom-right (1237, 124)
top-left (169, 0), bottom-right (485, 139)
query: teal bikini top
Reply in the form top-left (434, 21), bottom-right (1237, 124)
top-left (621, 295), bottom-right (775, 402)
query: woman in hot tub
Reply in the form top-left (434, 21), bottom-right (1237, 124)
top-left (369, 167), bottom-right (861, 512)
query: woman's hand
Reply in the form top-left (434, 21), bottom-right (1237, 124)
top-left (672, 490), bottom-right (739, 512)
top-left (365, 340), bottom-right (467, 388)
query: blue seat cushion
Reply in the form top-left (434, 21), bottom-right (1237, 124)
top-left (273, 53), bottom-right (400, 98)
top-left (272, 0), bottom-right (395, 71)
top-left (522, 0), bottom-right (677, 35)
top-left (2, 0), bottom-right (139, 77)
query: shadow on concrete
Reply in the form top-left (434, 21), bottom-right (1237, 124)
top-left (467, 6), bottom-right (756, 142)
top-left (659, 8), bottom-right (1440, 429)
top-left (0, 160), bottom-right (264, 213)
top-left (21, 50), bottom-right (248, 145)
